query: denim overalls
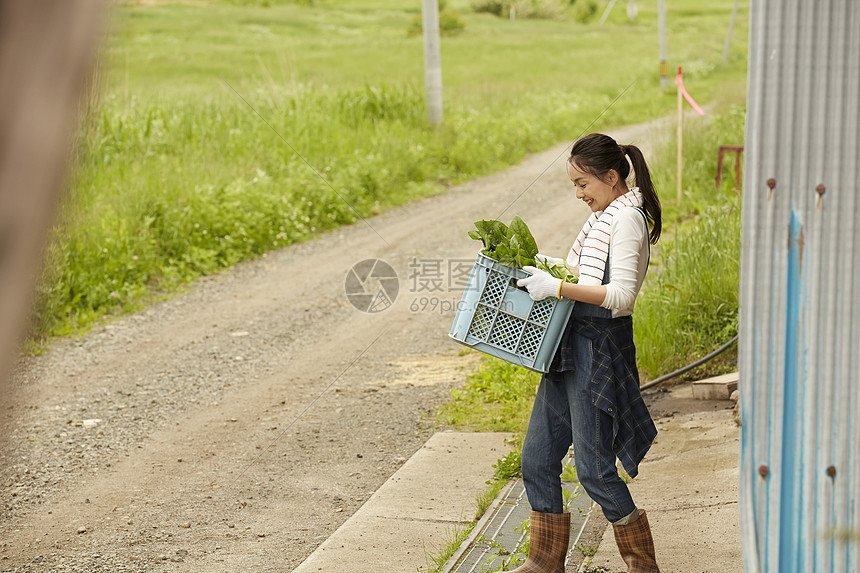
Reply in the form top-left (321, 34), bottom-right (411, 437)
top-left (520, 252), bottom-right (641, 523)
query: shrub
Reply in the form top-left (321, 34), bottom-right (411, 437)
top-left (439, 10), bottom-right (467, 35)
top-left (472, 0), bottom-right (505, 15)
top-left (510, 0), bottom-right (567, 20)
top-left (473, 0), bottom-right (567, 20)
top-left (571, 0), bottom-right (599, 23)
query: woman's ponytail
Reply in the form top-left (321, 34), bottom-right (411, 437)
top-left (624, 145), bottom-right (662, 244)
top-left (569, 134), bottom-right (662, 244)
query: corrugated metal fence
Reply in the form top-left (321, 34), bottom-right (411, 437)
top-left (739, 1), bottom-right (860, 572)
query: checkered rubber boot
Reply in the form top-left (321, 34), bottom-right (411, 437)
top-left (507, 510), bottom-right (570, 572)
top-left (612, 509), bottom-right (660, 572)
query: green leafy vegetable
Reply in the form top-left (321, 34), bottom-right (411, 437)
top-left (535, 259), bottom-right (579, 283)
top-left (468, 220), bottom-right (509, 252)
top-left (469, 215), bottom-right (538, 269)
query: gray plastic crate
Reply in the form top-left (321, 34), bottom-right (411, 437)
top-left (449, 254), bottom-right (574, 373)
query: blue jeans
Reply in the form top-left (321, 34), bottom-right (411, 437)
top-left (521, 362), bottom-right (637, 523)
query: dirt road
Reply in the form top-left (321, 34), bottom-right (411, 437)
top-left (0, 119), bottom-right (665, 572)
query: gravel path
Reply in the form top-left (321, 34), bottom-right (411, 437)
top-left (0, 119), bottom-right (664, 572)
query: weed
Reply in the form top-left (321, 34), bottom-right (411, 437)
top-left (491, 450), bottom-right (523, 482)
top-left (475, 479), bottom-right (507, 518)
top-left (420, 519), bottom-right (474, 573)
top-left (560, 459), bottom-right (582, 511)
top-left (560, 458), bottom-right (577, 483)
top-left (436, 356), bottom-right (539, 436)
top-left (474, 518), bottom-right (530, 572)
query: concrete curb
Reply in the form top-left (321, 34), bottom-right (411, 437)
top-left (440, 480), bottom-right (517, 573)
top-left (292, 432), bottom-right (514, 573)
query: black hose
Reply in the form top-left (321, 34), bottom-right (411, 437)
top-left (639, 334), bottom-right (739, 391)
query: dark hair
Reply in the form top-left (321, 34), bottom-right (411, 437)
top-left (569, 133), bottom-right (662, 244)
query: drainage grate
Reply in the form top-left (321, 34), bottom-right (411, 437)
top-left (443, 458), bottom-right (594, 573)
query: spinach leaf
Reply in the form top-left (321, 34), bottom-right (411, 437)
top-left (469, 216), bottom-right (539, 269)
top-left (468, 220), bottom-right (509, 253)
top-left (509, 216), bottom-right (538, 259)
top-left (493, 244), bottom-right (518, 267)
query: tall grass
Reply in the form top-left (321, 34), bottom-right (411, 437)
top-left (634, 199), bottom-right (741, 378)
top-left (634, 106), bottom-right (746, 378)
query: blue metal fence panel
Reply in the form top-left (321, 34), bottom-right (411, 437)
top-left (739, 1), bottom-right (860, 572)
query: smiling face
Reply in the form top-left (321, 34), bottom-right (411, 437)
top-left (567, 162), bottom-right (624, 213)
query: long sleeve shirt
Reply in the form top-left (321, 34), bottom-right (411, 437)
top-left (599, 207), bottom-right (649, 317)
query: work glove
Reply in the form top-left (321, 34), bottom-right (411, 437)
top-left (535, 253), bottom-right (564, 267)
top-left (517, 266), bottom-right (562, 301)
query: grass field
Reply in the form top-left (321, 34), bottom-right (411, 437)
top-left (35, 0), bottom-right (749, 340)
top-left (109, 0), bottom-right (747, 103)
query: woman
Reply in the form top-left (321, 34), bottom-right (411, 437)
top-left (513, 133), bottom-right (661, 573)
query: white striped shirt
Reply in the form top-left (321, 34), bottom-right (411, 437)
top-left (567, 189), bottom-right (649, 318)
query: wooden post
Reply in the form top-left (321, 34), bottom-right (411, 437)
top-left (658, 0), bottom-right (667, 89)
top-left (422, 0), bottom-right (443, 125)
top-left (677, 66), bottom-right (683, 207)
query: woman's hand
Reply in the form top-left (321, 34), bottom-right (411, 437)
top-left (517, 266), bottom-right (562, 301)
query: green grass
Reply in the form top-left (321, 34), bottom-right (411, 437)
top-left (110, 0), bottom-right (748, 104)
top-left (421, 520), bottom-right (473, 573)
top-left (34, 0), bottom-right (749, 339)
top-left (436, 356), bottom-right (539, 439)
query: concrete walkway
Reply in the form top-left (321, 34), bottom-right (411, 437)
top-left (292, 432), bottom-right (514, 573)
top-left (292, 384), bottom-right (742, 573)
top-left (584, 383), bottom-right (742, 572)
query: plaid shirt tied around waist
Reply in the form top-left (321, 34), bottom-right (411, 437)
top-left (548, 313), bottom-right (657, 479)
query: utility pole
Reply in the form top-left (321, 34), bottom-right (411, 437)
top-left (723, 0), bottom-right (740, 63)
top-left (658, 0), bottom-right (667, 89)
top-left (422, 0), bottom-right (443, 125)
